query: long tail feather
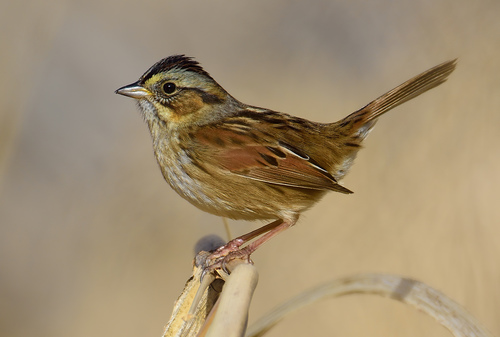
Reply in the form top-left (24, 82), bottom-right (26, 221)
top-left (340, 59), bottom-right (457, 134)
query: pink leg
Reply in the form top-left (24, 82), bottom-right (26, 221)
top-left (212, 219), bottom-right (284, 257)
top-left (204, 217), bottom-right (298, 273)
top-left (238, 218), bottom-right (295, 256)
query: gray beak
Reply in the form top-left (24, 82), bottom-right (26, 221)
top-left (115, 82), bottom-right (152, 99)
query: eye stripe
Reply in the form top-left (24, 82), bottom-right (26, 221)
top-left (188, 88), bottom-right (224, 104)
top-left (161, 87), bottom-right (223, 105)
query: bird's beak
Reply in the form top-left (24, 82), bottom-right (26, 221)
top-left (115, 82), bottom-right (152, 99)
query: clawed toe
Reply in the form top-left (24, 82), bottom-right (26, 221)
top-left (201, 245), bottom-right (253, 279)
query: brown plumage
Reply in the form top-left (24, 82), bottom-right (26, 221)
top-left (116, 56), bottom-right (456, 269)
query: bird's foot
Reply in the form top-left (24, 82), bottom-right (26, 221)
top-left (200, 239), bottom-right (253, 279)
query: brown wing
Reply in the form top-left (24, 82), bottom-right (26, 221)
top-left (193, 126), bottom-right (353, 194)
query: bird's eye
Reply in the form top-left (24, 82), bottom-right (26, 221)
top-left (162, 82), bottom-right (177, 95)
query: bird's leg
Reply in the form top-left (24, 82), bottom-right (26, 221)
top-left (237, 218), bottom-right (295, 256)
top-left (209, 219), bottom-right (283, 259)
top-left (204, 217), bottom-right (297, 274)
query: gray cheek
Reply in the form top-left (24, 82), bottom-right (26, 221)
top-left (137, 99), bottom-right (158, 122)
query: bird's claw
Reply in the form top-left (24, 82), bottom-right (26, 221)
top-left (200, 245), bottom-right (253, 281)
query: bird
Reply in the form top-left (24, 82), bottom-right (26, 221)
top-left (116, 55), bottom-right (456, 270)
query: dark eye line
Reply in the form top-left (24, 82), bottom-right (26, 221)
top-left (156, 86), bottom-right (223, 106)
top-left (188, 88), bottom-right (224, 104)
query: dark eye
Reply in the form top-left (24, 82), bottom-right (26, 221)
top-left (162, 82), bottom-right (177, 95)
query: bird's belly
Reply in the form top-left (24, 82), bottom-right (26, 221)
top-left (157, 152), bottom-right (264, 220)
top-left (156, 146), bottom-right (324, 221)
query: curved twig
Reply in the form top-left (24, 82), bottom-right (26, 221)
top-left (246, 273), bottom-right (493, 337)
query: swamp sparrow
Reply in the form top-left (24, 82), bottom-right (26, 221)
top-left (116, 55), bottom-right (456, 269)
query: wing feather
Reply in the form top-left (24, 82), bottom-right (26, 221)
top-left (193, 126), bottom-right (353, 194)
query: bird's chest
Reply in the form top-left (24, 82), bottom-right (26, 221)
top-left (153, 134), bottom-right (214, 207)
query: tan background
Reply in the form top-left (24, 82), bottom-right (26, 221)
top-left (1, 1), bottom-right (499, 336)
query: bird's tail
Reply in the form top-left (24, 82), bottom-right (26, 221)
top-left (334, 59), bottom-right (457, 139)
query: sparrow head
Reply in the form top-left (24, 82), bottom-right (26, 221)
top-left (116, 55), bottom-right (234, 127)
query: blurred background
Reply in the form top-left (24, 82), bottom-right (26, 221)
top-left (1, 0), bottom-right (499, 336)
